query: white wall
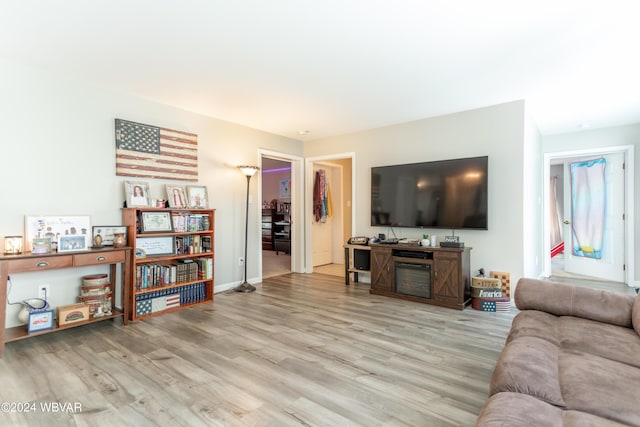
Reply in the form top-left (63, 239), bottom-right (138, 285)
top-left (0, 58), bottom-right (303, 327)
top-left (542, 123), bottom-right (640, 283)
top-left (304, 100), bottom-right (527, 284)
top-left (523, 106), bottom-right (543, 278)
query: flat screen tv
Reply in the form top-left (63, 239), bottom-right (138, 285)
top-left (371, 156), bottom-right (488, 230)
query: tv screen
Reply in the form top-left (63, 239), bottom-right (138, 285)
top-left (371, 156), bottom-right (488, 230)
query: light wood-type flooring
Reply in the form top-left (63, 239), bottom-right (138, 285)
top-left (0, 273), bottom-right (516, 426)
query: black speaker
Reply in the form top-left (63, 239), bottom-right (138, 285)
top-left (354, 249), bottom-right (371, 270)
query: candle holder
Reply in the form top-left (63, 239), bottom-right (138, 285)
top-left (4, 236), bottom-right (23, 255)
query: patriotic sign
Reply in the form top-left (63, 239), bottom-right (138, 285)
top-left (115, 119), bottom-right (198, 181)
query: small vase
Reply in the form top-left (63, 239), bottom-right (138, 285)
top-left (113, 233), bottom-right (126, 248)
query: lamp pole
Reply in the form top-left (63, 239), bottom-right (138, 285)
top-left (235, 165), bottom-right (260, 292)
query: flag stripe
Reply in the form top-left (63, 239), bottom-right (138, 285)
top-left (115, 119), bottom-right (198, 181)
top-left (116, 161), bottom-right (198, 176)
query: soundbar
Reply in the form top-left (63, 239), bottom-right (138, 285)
top-left (440, 241), bottom-right (465, 248)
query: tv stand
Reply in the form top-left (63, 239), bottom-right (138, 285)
top-left (369, 243), bottom-right (471, 310)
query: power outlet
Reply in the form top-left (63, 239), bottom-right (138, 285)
top-left (238, 256), bottom-right (244, 267)
top-left (38, 284), bottom-right (50, 300)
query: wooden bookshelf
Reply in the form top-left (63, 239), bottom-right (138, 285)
top-left (122, 208), bottom-right (215, 321)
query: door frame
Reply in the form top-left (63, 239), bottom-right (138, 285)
top-left (258, 149), bottom-right (305, 276)
top-left (305, 152), bottom-right (356, 273)
top-left (542, 145), bottom-right (635, 286)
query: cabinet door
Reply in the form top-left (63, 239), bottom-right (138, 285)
top-left (433, 251), bottom-right (460, 300)
top-left (371, 248), bottom-right (393, 292)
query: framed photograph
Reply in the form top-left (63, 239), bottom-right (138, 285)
top-left (187, 185), bottom-right (208, 208)
top-left (25, 215), bottom-right (91, 253)
top-left (166, 185), bottom-right (188, 208)
top-left (28, 309), bottom-right (55, 333)
top-left (140, 211), bottom-right (173, 233)
top-left (92, 226), bottom-right (127, 247)
top-left (58, 234), bottom-right (89, 252)
top-left (135, 236), bottom-right (175, 256)
top-left (125, 181), bottom-right (150, 207)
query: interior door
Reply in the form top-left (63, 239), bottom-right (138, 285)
top-left (563, 152), bottom-right (625, 282)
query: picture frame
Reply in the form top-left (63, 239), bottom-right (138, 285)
top-left (279, 179), bottom-right (291, 198)
top-left (25, 215), bottom-right (91, 253)
top-left (125, 181), bottom-right (151, 207)
top-left (28, 309), bottom-right (55, 333)
top-left (135, 236), bottom-right (175, 256)
top-left (58, 234), bottom-right (89, 252)
top-left (166, 185), bottom-right (188, 208)
top-left (187, 185), bottom-right (209, 209)
top-left (92, 226), bottom-right (127, 247)
top-left (139, 211), bottom-right (173, 233)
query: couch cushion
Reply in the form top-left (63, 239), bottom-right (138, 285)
top-left (475, 392), bottom-right (562, 427)
top-left (515, 278), bottom-right (634, 328)
top-left (475, 392), bottom-right (628, 427)
top-left (558, 349), bottom-right (640, 426)
top-left (558, 316), bottom-right (640, 368)
top-left (507, 310), bottom-right (560, 346)
top-left (490, 336), bottom-right (565, 407)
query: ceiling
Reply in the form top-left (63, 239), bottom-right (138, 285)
top-left (1, 1), bottom-right (639, 140)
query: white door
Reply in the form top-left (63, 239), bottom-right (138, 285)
top-left (312, 165), bottom-right (334, 266)
top-left (563, 152), bottom-right (625, 282)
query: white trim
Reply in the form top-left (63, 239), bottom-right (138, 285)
top-left (305, 152), bottom-right (356, 274)
top-left (542, 145), bottom-right (635, 286)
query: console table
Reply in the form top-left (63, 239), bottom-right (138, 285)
top-left (369, 243), bottom-right (471, 310)
top-left (0, 247), bottom-right (131, 357)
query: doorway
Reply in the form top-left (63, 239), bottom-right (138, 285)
top-left (306, 154), bottom-right (355, 276)
top-left (543, 146), bottom-right (635, 285)
top-left (261, 157), bottom-right (292, 278)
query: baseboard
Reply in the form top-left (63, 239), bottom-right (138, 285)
top-left (215, 278), bottom-right (260, 293)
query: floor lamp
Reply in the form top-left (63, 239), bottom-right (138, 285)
top-left (235, 165), bottom-right (260, 293)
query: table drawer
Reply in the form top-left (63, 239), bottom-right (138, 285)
top-left (74, 250), bottom-right (125, 266)
top-left (7, 256), bottom-right (73, 274)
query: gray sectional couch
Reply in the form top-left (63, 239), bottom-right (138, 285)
top-left (476, 278), bottom-right (640, 426)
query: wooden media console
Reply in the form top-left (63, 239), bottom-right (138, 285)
top-left (369, 243), bottom-right (471, 310)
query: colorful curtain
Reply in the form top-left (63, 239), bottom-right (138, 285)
top-left (571, 158), bottom-right (606, 259)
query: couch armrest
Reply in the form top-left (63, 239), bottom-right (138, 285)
top-left (515, 278), bottom-right (635, 328)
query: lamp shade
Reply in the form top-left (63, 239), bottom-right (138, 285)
top-left (4, 236), bottom-right (23, 255)
top-left (238, 165), bottom-right (260, 177)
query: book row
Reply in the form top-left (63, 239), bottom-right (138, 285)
top-left (172, 213), bottom-right (209, 232)
top-left (135, 282), bottom-right (208, 317)
top-left (135, 258), bottom-right (212, 290)
top-left (175, 235), bottom-right (211, 255)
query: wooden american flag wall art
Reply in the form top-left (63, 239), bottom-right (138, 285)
top-left (115, 118), bottom-right (198, 181)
